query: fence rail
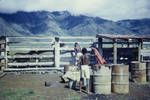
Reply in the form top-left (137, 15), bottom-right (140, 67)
top-left (0, 36), bottom-right (96, 71)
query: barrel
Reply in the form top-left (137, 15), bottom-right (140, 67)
top-left (111, 64), bottom-right (129, 94)
top-left (92, 65), bottom-right (111, 94)
top-left (130, 61), bottom-right (146, 84)
top-left (146, 62), bottom-right (150, 82)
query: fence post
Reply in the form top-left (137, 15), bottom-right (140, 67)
top-left (98, 37), bottom-right (103, 56)
top-left (113, 39), bottom-right (117, 64)
top-left (54, 37), bottom-right (60, 68)
top-left (0, 37), bottom-right (5, 70)
top-left (5, 37), bottom-right (8, 69)
top-left (138, 39), bottom-right (142, 61)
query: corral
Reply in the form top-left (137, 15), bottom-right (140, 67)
top-left (0, 34), bottom-right (150, 100)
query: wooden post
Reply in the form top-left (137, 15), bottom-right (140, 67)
top-left (54, 37), bottom-right (60, 68)
top-left (0, 37), bottom-right (5, 70)
top-left (127, 39), bottom-right (130, 48)
top-left (5, 37), bottom-right (8, 69)
top-left (98, 38), bottom-right (103, 56)
top-left (138, 39), bottom-right (142, 61)
top-left (113, 39), bottom-right (117, 64)
top-left (35, 58), bottom-right (39, 68)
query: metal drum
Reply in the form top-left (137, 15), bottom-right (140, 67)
top-left (93, 65), bottom-right (111, 94)
top-left (146, 62), bottom-right (150, 82)
top-left (131, 61), bottom-right (146, 84)
top-left (112, 64), bottom-right (129, 94)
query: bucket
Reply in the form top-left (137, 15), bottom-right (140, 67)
top-left (112, 64), bottom-right (129, 94)
top-left (146, 62), bottom-right (150, 82)
top-left (130, 61), bottom-right (146, 84)
top-left (92, 65), bottom-right (111, 94)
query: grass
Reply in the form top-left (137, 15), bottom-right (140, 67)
top-left (0, 88), bottom-right (81, 100)
top-left (0, 88), bottom-right (45, 100)
top-left (0, 74), bottom-right (83, 100)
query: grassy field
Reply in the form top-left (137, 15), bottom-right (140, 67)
top-left (0, 72), bottom-right (150, 100)
top-left (0, 73), bottom-right (82, 100)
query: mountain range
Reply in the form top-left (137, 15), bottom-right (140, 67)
top-left (0, 11), bottom-right (150, 36)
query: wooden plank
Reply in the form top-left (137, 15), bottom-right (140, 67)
top-left (59, 36), bottom-right (95, 39)
top-left (0, 41), bottom-right (5, 44)
top-left (60, 47), bottom-right (91, 51)
top-left (60, 41), bottom-right (93, 44)
top-left (8, 42), bottom-right (53, 45)
top-left (8, 62), bottom-right (54, 66)
top-left (54, 39), bottom-right (60, 68)
top-left (141, 53), bottom-right (150, 56)
top-left (0, 72), bottom-right (6, 78)
top-left (97, 34), bottom-right (150, 39)
top-left (60, 54), bottom-right (72, 57)
top-left (138, 42), bottom-right (142, 61)
top-left (7, 36), bottom-right (54, 39)
top-left (0, 56), bottom-right (4, 59)
top-left (4, 67), bottom-right (63, 71)
top-left (7, 55), bottom-right (54, 59)
top-left (8, 47), bottom-right (54, 51)
top-left (143, 42), bottom-right (150, 45)
top-left (60, 62), bottom-right (70, 65)
top-left (98, 38), bottom-right (103, 55)
top-left (60, 47), bottom-right (74, 51)
top-left (113, 39), bottom-right (117, 64)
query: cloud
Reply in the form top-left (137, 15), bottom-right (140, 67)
top-left (0, 0), bottom-right (150, 20)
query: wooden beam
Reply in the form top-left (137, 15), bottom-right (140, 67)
top-left (98, 38), bottom-right (103, 55)
top-left (8, 62), bottom-right (54, 66)
top-left (138, 39), bottom-right (142, 61)
top-left (7, 36), bottom-right (54, 39)
top-left (97, 34), bottom-right (150, 40)
top-left (59, 36), bottom-right (95, 40)
top-left (4, 67), bottom-right (63, 72)
top-left (54, 37), bottom-right (60, 68)
top-left (60, 41), bottom-right (93, 44)
top-left (8, 47), bottom-right (54, 51)
top-left (113, 39), bottom-right (117, 64)
top-left (7, 55), bottom-right (54, 59)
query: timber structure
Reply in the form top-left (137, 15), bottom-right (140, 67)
top-left (0, 36), bottom-right (96, 72)
top-left (97, 34), bottom-right (150, 64)
top-left (0, 34), bottom-right (150, 72)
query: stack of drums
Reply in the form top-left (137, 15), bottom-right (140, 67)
top-left (92, 65), bottom-right (111, 94)
top-left (130, 61), bottom-right (146, 84)
top-left (112, 64), bottom-right (129, 94)
top-left (146, 62), bottom-right (150, 82)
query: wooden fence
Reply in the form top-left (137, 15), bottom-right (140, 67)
top-left (0, 36), bottom-right (96, 71)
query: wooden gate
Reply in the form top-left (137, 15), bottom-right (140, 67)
top-left (0, 36), bottom-right (96, 72)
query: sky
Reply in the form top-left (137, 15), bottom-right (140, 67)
top-left (0, 0), bottom-right (150, 21)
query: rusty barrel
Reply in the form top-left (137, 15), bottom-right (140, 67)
top-left (146, 62), bottom-right (150, 82)
top-left (111, 64), bottom-right (129, 94)
top-left (92, 65), bottom-right (111, 94)
top-left (130, 61), bottom-right (146, 84)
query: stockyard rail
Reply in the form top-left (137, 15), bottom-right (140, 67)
top-left (0, 34), bottom-right (150, 72)
top-left (0, 36), bottom-right (96, 72)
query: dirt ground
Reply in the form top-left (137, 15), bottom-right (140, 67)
top-left (0, 72), bottom-right (150, 100)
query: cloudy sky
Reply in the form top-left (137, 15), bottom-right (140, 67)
top-left (0, 0), bottom-right (150, 20)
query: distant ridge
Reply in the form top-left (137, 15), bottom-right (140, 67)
top-left (0, 11), bottom-right (150, 36)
